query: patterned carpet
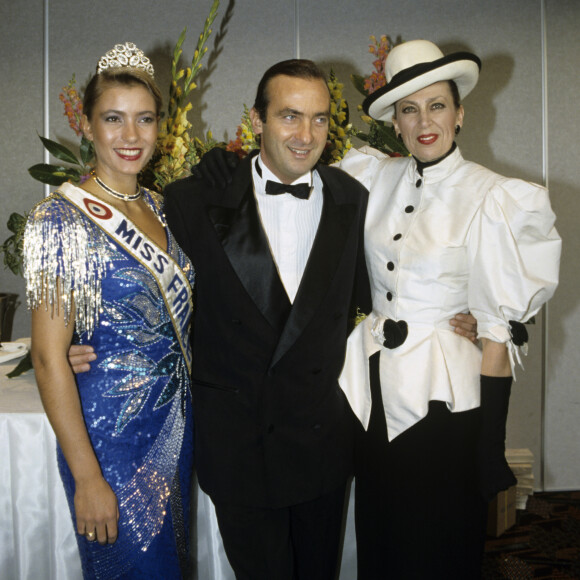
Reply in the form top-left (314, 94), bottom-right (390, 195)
top-left (483, 491), bottom-right (580, 579)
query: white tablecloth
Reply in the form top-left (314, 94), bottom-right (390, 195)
top-left (0, 359), bottom-right (357, 579)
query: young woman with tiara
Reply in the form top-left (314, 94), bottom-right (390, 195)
top-left (24, 43), bottom-right (195, 579)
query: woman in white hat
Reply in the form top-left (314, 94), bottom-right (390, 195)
top-left (338, 39), bottom-right (561, 577)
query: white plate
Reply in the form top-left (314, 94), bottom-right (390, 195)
top-left (0, 341), bottom-right (29, 364)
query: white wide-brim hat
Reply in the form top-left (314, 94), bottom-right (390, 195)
top-left (363, 39), bottom-right (481, 123)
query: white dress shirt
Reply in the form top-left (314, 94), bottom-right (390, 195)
top-left (338, 146), bottom-right (561, 441)
top-left (252, 154), bottom-right (323, 302)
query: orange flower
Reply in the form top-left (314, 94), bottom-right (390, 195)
top-left (364, 35), bottom-right (392, 94)
top-left (59, 77), bottom-right (83, 137)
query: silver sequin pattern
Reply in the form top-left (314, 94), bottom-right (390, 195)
top-left (23, 193), bottom-right (112, 338)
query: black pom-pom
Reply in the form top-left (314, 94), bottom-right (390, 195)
top-left (382, 319), bottom-right (408, 349)
top-left (509, 320), bottom-right (528, 347)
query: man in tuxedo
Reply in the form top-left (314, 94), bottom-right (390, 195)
top-left (162, 59), bottom-right (369, 579)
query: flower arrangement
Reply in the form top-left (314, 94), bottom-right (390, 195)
top-left (319, 69), bottom-right (358, 164)
top-left (27, 0), bottom-right (220, 192)
top-left (351, 34), bottom-right (409, 157)
top-left (151, 0), bottom-right (220, 190)
top-left (60, 76), bottom-right (84, 138)
top-left (226, 105), bottom-right (259, 158)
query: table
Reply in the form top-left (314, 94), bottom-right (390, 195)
top-left (0, 363), bottom-right (81, 579)
top-left (0, 358), bottom-right (357, 579)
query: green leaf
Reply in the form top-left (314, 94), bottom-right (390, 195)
top-left (351, 74), bottom-right (369, 97)
top-left (80, 137), bottom-right (95, 166)
top-left (39, 136), bottom-right (81, 165)
top-left (369, 121), bottom-right (409, 156)
top-left (172, 28), bottom-right (187, 77)
top-left (174, 28), bottom-right (187, 60)
top-left (1, 212), bottom-right (26, 275)
top-left (7, 212), bottom-right (26, 234)
top-left (3, 250), bottom-right (22, 275)
top-left (28, 164), bottom-right (80, 186)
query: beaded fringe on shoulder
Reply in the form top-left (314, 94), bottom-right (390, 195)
top-left (23, 193), bottom-right (112, 338)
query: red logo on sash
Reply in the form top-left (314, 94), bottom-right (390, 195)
top-left (83, 198), bottom-right (113, 220)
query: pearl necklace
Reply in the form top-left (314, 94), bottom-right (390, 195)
top-left (94, 176), bottom-right (142, 201)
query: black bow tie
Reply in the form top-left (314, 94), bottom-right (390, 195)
top-left (265, 180), bottom-right (312, 200)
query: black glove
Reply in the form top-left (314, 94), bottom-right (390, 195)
top-left (191, 147), bottom-right (240, 188)
top-left (478, 375), bottom-right (517, 501)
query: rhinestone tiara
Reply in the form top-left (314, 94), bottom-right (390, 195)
top-left (97, 42), bottom-right (154, 78)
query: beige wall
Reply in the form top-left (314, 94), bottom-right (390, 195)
top-left (0, 0), bottom-right (576, 489)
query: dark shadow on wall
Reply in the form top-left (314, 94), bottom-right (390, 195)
top-left (121, 0), bottom-right (237, 147)
top-left (192, 0), bottom-right (236, 142)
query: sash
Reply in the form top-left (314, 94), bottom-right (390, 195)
top-left (59, 184), bottom-right (193, 373)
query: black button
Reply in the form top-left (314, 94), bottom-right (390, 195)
top-left (416, 179), bottom-right (422, 187)
top-left (232, 318), bottom-right (241, 325)
top-left (405, 205), bottom-right (414, 213)
top-left (393, 233), bottom-right (402, 241)
top-left (312, 424), bottom-right (322, 431)
top-left (387, 262), bottom-right (395, 271)
top-left (311, 368), bottom-right (322, 375)
top-left (386, 292), bottom-right (393, 301)
top-left (267, 424), bottom-right (275, 434)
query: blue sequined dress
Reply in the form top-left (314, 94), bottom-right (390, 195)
top-left (23, 183), bottom-right (195, 579)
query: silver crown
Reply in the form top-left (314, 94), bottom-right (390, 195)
top-left (97, 42), bottom-right (154, 77)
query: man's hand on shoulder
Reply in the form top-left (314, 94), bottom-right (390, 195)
top-left (191, 148), bottom-right (240, 188)
top-left (68, 344), bottom-right (97, 374)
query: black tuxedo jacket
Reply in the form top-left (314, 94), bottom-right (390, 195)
top-left (164, 155), bottom-right (370, 508)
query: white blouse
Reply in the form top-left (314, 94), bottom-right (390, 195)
top-left (338, 146), bottom-right (561, 441)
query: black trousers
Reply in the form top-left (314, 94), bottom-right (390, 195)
top-left (354, 353), bottom-right (487, 580)
top-left (213, 482), bottom-right (348, 580)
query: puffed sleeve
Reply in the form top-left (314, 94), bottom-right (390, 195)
top-left (23, 193), bottom-right (111, 338)
top-left (467, 176), bottom-right (561, 370)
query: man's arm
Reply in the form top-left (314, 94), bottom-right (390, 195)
top-left (191, 148), bottom-right (239, 188)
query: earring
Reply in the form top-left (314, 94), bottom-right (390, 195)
top-left (397, 133), bottom-right (403, 142)
top-left (455, 125), bottom-right (461, 135)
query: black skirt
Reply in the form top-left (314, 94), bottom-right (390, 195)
top-left (354, 352), bottom-right (487, 580)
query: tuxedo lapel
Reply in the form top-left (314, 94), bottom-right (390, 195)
top-left (207, 160), bottom-right (291, 332)
top-left (271, 175), bottom-right (357, 367)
